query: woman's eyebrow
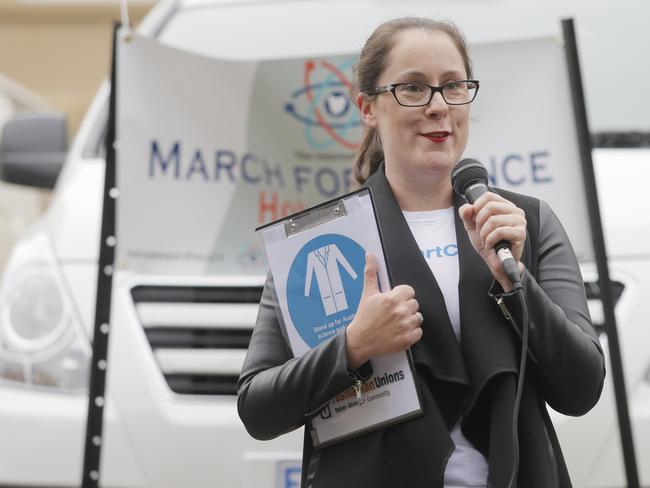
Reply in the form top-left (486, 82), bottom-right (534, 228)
top-left (394, 70), bottom-right (428, 81)
top-left (394, 69), bottom-right (466, 82)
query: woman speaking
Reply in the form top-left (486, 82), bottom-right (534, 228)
top-left (238, 17), bottom-right (605, 488)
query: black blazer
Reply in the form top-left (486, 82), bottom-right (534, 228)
top-left (238, 167), bottom-right (605, 488)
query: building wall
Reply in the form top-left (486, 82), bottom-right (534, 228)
top-left (0, 1), bottom-right (155, 137)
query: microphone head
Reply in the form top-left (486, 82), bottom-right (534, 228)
top-left (451, 158), bottom-right (489, 197)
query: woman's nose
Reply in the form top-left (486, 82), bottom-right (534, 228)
top-left (424, 90), bottom-right (449, 117)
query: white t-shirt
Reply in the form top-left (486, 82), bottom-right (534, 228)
top-left (403, 207), bottom-right (488, 488)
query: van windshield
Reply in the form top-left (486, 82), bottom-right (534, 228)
top-left (160, 1), bottom-right (650, 142)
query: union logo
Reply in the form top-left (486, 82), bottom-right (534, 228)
top-left (284, 58), bottom-right (362, 150)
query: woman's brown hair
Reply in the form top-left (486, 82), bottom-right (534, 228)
top-left (351, 17), bottom-right (473, 186)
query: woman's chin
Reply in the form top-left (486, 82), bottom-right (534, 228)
top-left (419, 155), bottom-right (456, 174)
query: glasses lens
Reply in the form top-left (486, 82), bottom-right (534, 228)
top-left (394, 83), bottom-right (432, 106)
top-left (443, 81), bottom-right (477, 104)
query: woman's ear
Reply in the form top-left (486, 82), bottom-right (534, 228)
top-left (357, 92), bottom-right (378, 128)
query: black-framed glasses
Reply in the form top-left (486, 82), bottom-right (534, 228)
top-left (370, 80), bottom-right (480, 107)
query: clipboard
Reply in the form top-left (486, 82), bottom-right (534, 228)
top-left (256, 188), bottom-right (423, 448)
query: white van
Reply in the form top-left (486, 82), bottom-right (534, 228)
top-left (0, 1), bottom-right (648, 487)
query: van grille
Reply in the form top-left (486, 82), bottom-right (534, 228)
top-left (145, 327), bottom-right (252, 349)
top-left (131, 285), bottom-right (262, 396)
top-left (131, 281), bottom-right (617, 394)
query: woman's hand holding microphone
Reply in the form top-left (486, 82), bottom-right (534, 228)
top-left (458, 192), bottom-right (527, 291)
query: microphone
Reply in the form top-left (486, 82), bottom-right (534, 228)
top-left (451, 158), bottom-right (521, 285)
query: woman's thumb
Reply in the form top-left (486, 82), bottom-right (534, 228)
top-left (362, 252), bottom-right (380, 296)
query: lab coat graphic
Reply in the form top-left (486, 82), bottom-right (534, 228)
top-left (304, 245), bottom-right (358, 316)
top-left (287, 233), bottom-right (365, 348)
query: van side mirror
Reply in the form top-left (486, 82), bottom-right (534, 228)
top-left (0, 113), bottom-right (67, 189)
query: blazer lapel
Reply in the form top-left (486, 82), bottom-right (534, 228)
top-left (453, 190), bottom-right (519, 415)
top-left (366, 168), bottom-right (468, 387)
top-left (365, 168), bottom-right (519, 407)
top-left (362, 168), bottom-right (526, 484)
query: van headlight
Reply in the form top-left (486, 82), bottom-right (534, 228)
top-left (0, 226), bottom-right (90, 392)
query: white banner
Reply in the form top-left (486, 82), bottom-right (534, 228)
top-left (466, 37), bottom-right (592, 262)
top-left (116, 31), bottom-right (592, 275)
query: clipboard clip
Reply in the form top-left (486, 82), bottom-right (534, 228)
top-left (285, 199), bottom-right (347, 236)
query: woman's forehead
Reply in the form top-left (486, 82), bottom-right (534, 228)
top-left (383, 29), bottom-right (466, 78)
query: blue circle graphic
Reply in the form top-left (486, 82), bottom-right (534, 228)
top-left (287, 234), bottom-right (365, 348)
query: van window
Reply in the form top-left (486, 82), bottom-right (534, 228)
top-left (81, 102), bottom-right (108, 159)
top-left (89, 2), bottom-right (650, 157)
top-left (160, 2), bottom-right (650, 136)
top-left (584, 280), bottom-right (625, 335)
top-left (157, 2), bottom-right (366, 60)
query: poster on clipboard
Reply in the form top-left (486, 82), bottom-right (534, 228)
top-left (256, 188), bottom-right (422, 448)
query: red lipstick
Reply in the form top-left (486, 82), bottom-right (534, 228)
top-left (422, 131), bottom-right (450, 143)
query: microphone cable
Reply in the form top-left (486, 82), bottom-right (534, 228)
top-left (505, 279), bottom-right (529, 488)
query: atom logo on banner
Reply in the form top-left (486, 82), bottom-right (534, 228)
top-left (284, 58), bottom-right (362, 150)
top-left (287, 234), bottom-right (365, 347)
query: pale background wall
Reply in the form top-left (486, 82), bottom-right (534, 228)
top-left (0, 0), bottom-right (155, 135)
